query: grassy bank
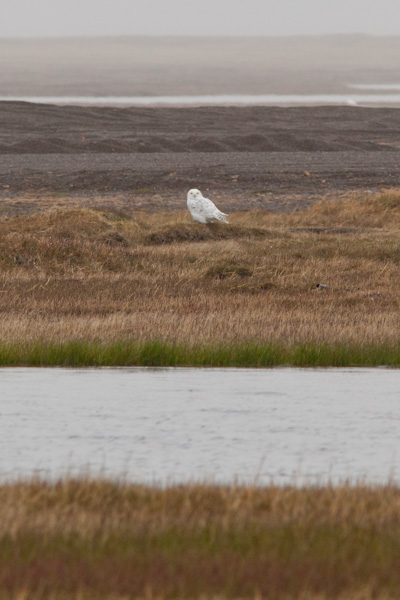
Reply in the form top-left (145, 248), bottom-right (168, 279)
top-left (2, 340), bottom-right (400, 367)
top-left (1, 478), bottom-right (400, 599)
top-left (1, 189), bottom-right (400, 365)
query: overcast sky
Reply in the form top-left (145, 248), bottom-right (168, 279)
top-left (2, 0), bottom-right (400, 37)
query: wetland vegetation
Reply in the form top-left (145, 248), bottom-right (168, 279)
top-left (1, 477), bottom-right (400, 599)
top-left (0, 189), bottom-right (400, 366)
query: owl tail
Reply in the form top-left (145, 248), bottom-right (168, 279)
top-left (217, 211), bottom-right (229, 224)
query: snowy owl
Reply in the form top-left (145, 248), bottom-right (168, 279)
top-left (187, 189), bottom-right (229, 224)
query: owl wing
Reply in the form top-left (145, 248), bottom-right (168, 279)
top-left (201, 197), bottom-right (229, 223)
top-left (199, 197), bottom-right (219, 217)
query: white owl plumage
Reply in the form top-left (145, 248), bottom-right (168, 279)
top-left (187, 189), bottom-right (229, 224)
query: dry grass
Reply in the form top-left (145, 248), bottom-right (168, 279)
top-left (1, 478), bottom-right (400, 599)
top-left (1, 189), bottom-right (400, 362)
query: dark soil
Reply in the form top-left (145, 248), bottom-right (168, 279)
top-left (0, 102), bottom-right (399, 214)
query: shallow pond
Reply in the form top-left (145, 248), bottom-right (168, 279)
top-left (1, 367), bottom-right (399, 485)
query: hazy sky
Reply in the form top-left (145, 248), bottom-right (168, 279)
top-left (2, 0), bottom-right (400, 37)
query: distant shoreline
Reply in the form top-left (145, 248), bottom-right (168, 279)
top-left (2, 93), bottom-right (400, 107)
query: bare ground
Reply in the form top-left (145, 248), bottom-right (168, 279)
top-left (1, 103), bottom-right (400, 216)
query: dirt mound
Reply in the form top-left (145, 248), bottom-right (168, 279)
top-left (144, 224), bottom-right (270, 245)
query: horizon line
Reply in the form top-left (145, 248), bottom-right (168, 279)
top-left (1, 32), bottom-right (399, 41)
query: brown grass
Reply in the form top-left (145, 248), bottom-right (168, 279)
top-left (0, 189), bottom-right (400, 351)
top-left (1, 478), bottom-right (400, 599)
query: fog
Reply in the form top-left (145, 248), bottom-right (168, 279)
top-left (1, 0), bottom-right (400, 37)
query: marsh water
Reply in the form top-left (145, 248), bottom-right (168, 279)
top-left (1, 367), bottom-right (400, 485)
top-left (2, 93), bottom-right (400, 106)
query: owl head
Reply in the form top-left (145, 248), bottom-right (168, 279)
top-left (187, 189), bottom-right (203, 200)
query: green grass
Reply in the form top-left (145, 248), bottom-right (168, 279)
top-left (1, 340), bottom-right (400, 367)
